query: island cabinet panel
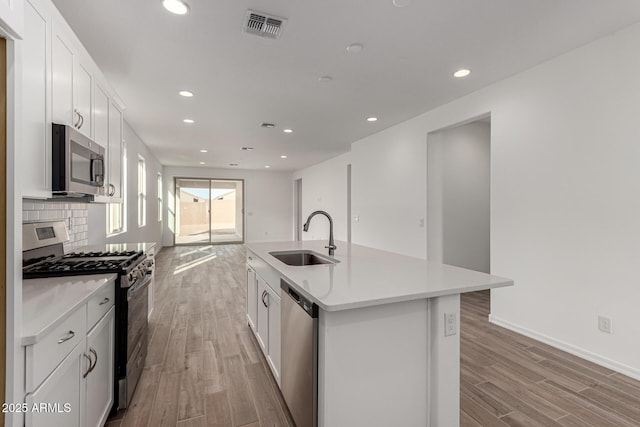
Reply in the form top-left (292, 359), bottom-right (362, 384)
top-left (266, 285), bottom-right (281, 383)
top-left (246, 266), bottom-right (258, 331)
top-left (256, 276), bottom-right (269, 352)
top-left (246, 252), bottom-right (282, 384)
top-left (318, 299), bottom-right (430, 427)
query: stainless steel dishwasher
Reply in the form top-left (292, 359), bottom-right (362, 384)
top-left (280, 279), bottom-right (318, 427)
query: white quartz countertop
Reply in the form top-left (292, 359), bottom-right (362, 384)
top-left (246, 240), bottom-right (513, 311)
top-left (76, 242), bottom-right (157, 253)
top-left (22, 274), bottom-right (117, 345)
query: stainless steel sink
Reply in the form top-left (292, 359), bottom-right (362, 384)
top-left (269, 250), bottom-right (337, 266)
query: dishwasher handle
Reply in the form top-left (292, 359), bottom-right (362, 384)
top-left (281, 279), bottom-right (318, 318)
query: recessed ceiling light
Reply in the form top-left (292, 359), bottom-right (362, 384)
top-left (183, 119), bottom-right (194, 124)
top-left (162, 0), bottom-right (189, 15)
top-left (179, 90), bottom-right (194, 97)
top-left (229, 163), bottom-right (239, 166)
top-left (453, 69), bottom-right (471, 78)
top-left (393, 0), bottom-right (412, 7)
top-left (346, 43), bottom-right (364, 54)
top-left (241, 147), bottom-right (254, 151)
top-left (199, 149), bottom-right (207, 153)
top-left (318, 75), bottom-right (333, 82)
top-left (367, 117), bottom-right (378, 122)
top-left (283, 129), bottom-right (293, 134)
top-left (280, 155), bottom-right (287, 159)
top-left (264, 165), bottom-right (271, 169)
top-left (199, 162), bottom-right (205, 165)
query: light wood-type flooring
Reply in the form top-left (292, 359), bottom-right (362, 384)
top-left (107, 245), bottom-right (640, 427)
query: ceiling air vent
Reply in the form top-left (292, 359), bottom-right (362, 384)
top-left (244, 10), bottom-right (287, 39)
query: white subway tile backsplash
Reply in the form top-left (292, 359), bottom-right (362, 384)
top-left (23, 199), bottom-right (90, 250)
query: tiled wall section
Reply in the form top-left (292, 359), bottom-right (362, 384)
top-left (23, 200), bottom-right (89, 251)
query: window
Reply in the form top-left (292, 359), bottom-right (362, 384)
top-left (138, 156), bottom-right (146, 227)
top-left (157, 173), bottom-right (163, 222)
top-left (107, 141), bottom-right (126, 235)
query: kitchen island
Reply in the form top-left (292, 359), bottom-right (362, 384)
top-left (246, 240), bottom-right (513, 427)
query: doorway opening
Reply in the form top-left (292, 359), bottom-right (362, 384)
top-left (427, 116), bottom-right (491, 273)
top-left (174, 178), bottom-right (244, 245)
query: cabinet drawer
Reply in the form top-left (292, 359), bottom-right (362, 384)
top-left (87, 283), bottom-right (115, 331)
top-left (26, 305), bottom-right (87, 392)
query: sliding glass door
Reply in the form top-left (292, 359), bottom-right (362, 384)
top-left (174, 178), bottom-right (244, 245)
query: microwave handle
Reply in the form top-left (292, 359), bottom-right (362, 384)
top-left (90, 157), bottom-right (105, 186)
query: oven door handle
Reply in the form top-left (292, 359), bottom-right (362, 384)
top-left (127, 274), bottom-right (152, 301)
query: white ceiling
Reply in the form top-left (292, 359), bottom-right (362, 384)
top-left (51, 0), bottom-right (640, 171)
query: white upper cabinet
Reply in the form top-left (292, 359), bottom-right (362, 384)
top-left (108, 101), bottom-right (123, 199)
top-left (21, 0), bottom-right (125, 200)
top-left (0, 0), bottom-right (24, 39)
top-left (22, 0), bottom-right (50, 199)
top-left (51, 23), bottom-right (74, 128)
top-left (73, 62), bottom-right (92, 138)
top-left (94, 84), bottom-right (109, 149)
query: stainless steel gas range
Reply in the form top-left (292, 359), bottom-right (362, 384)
top-left (22, 221), bottom-right (153, 412)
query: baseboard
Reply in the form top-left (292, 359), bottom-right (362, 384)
top-left (488, 314), bottom-right (640, 381)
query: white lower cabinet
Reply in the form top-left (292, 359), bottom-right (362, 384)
top-left (24, 285), bottom-right (115, 427)
top-left (256, 276), bottom-right (270, 352)
top-left (85, 307), bottom-right (115, 427)
top-left (247, 263), bottom-right (281, 383)
top-left (25, 340), bottom-right (86, 427)
top-left (266, 286), bottom-right (281, 381)
top-left (246, 266), bottom-right (258, 331)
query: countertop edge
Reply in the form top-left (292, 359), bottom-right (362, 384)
top-left (247, 241), bottom-right (514, 312)
top-left (21, 274), bottom-right (117, 346)
top-left (317, 279), bottom-right (513, 312)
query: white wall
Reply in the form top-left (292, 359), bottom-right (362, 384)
top-left (351, 127), bottom-right (428, 258)
top-left (292, 152), bottom-right (351, 243)
top-left (88, 121), bottom-right (164, 247)
top-left (163, 167), bottom-right (293, 246)
top-left (427, 121), bottom-right (490, 273)
top-left (296, 22), bottom-right (640, 378)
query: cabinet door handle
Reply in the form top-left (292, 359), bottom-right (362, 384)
top-left (107, 183), bottom-right (116, 197)
top-left (261, 290), bottom-right (269, 308)
top-left (78, 112), bottom-right (84, 129)
top-left (58, 330), bottom-right (75, 344)
top-left (74, 109), bottom-right (81, 128)
top-left (89, 348), bottom-right (98, 374)
top-left (82, 352), bottom-right (92, 378)
top-left (99, 297), bottom-right (110, 306)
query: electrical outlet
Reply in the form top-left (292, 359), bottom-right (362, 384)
top-left (444, 313), bottom-right (457, 336)
top-left (418, 218), bottom-right (425, 228)
top-left (598, 316), bottom-right (612, 334)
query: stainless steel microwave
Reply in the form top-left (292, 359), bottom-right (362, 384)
top-left (52, 123), bottom-right (106, 197)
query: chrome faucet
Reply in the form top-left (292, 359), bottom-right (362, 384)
top-left (303, 210), bottom-right (337, 256)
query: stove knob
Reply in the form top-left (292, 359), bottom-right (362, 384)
top-left (128, 273), bottom-right (135, 283)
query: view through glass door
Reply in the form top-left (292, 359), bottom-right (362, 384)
top-left (174, 178), bottom-right (244, 244)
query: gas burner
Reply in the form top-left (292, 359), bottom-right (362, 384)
top-left (64, 250), bottom-right (142, 258)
